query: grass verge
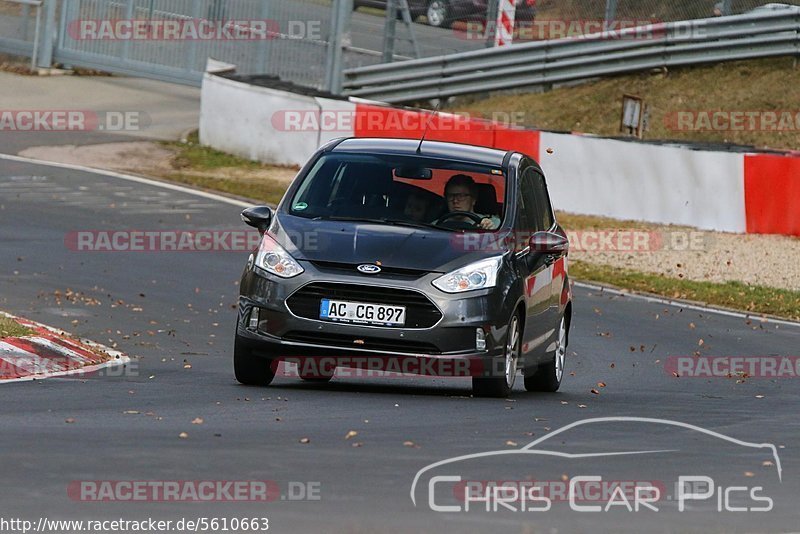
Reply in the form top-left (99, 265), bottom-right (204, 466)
top-left (571, 260), bottom-right (800, 321)
top-left (0, 317), bottom-right (34, 338)
top-left (160, 133), bottom-right (294, 205)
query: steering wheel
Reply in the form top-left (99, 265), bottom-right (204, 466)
top-left (437, 211), bottom-right (485, 230)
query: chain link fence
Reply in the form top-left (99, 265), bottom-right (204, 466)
top-left (0, 0), bottom-right (43, 64)
top-left (2, 0), bottom-right (797, 91)
top-left (54, 0), bottom-right (336, 88)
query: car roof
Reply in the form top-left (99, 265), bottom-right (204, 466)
top-left (330, 137), bottom-right (511, 167)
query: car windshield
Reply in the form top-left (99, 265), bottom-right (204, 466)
top-left (287, 152), bottom-right (507, 231)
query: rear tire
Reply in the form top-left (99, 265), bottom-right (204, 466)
top-left (524, 317), bottom-right (567, 392)
top-left (472, 314), bottom-right (520, 398)
top-left (234, 335), bottom-right (275, 386)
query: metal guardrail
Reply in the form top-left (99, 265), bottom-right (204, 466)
top-left (342, 11), bottom-right (800, 103)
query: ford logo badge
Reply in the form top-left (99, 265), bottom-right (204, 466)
top-left (357, 264), bottom-right (381, 274)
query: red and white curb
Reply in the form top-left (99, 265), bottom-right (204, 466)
top-left (0, 311), bottom-right (130, 383)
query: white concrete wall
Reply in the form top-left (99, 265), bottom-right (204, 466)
top-left (539, 132), bottom-right (747, 233)
top-left (200, 74), bottom-right (355, 167)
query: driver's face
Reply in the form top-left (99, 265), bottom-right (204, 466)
top-left (446, 186), bottom-right (476, 213)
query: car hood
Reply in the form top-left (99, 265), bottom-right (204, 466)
top-left (271, 215), bottom-right (509, 273)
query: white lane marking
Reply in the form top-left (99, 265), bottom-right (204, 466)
top-left (0, 153), bottom-right (253, 208)
top-left (574, 281), bottom-right (800, 328)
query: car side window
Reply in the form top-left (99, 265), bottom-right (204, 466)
top-left (520, 164), bottom-right (555, 232)
top-left (519, 166), bottom-right (541, 232)
top-left (531, 171), bottom-right (555, 230)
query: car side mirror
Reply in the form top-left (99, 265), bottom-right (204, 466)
top-left (529, 231), bottom-right (569, 255)
top-left (241, 206), bottom-right (273, 235)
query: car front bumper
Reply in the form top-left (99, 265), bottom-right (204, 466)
top-left (236, 262), bottom-right (514, 378)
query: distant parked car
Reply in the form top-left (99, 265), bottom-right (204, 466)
top-left (354, 0), bottom-right (536, 29)
top-left (746, 2), bottom-right (800, 13)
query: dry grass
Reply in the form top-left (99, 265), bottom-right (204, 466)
top-left (571, 260), bottom-right (800, 321)
top-left (0, 317), bottom-right (33, 338)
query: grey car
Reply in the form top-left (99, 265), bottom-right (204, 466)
top-left (234, 137), bottom-right (571, 397)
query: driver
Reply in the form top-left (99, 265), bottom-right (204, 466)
top-left (437, 174), bottom-right (500, 230)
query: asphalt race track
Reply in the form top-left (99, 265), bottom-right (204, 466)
top-left (1, 156), bottom-right (799, 533)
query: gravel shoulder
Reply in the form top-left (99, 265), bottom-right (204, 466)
top-left (567, 226), bottom-right (800, 292)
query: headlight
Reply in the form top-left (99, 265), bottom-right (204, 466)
top-left (255, 235), bottom-right (304, 278)
top-left (432, 256), bottom-right (502, 293)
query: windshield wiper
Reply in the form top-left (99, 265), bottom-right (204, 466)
top-left (380, 218), bottom-right (451, 231)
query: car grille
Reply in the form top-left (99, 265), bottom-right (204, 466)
top-left (285, 282), bottom-right (442, 328)
top-left (310, 261), bottom-right (428, 279)
top-left (282, 331), bottom-right (441, 354)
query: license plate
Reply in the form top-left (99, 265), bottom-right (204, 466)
top-left (319, 299), bottom-right (406, 327)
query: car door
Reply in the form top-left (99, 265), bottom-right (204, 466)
top-left (514, 161), bottom-right (554, 363)
top-left (528, 168), bottom-right (566, 330)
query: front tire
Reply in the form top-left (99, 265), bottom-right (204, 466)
top-left (473, 314), bottom-right (520, 398)
top-left (524, 317), bottom-right (567, 392)
top-left (234, 335), bottom-right (275, 386)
